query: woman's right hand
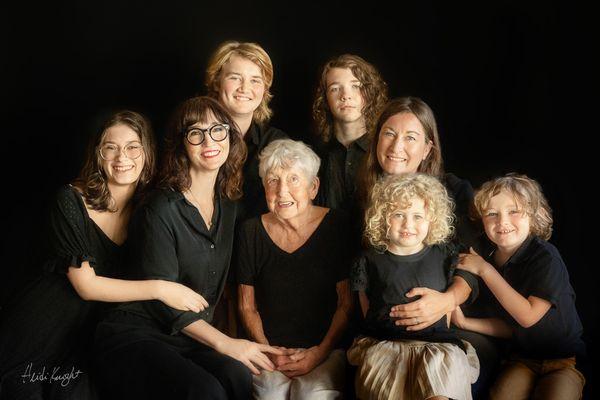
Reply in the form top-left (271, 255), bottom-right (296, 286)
top-left (217, 338), bottom-right (285, 375)
top-left (155, 280), bottom-right (209, 312)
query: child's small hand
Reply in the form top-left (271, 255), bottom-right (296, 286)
top-left (457, 247), bottom-right (491, 276)
top-left (450, 305), bottom-right (467, 329)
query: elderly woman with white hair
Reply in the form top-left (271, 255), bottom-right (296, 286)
top-left (236, 139), bottom-right (353, 399)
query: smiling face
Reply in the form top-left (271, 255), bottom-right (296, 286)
top-left (218, 54), bottom-right (266, 120)
top-left (325, 67), bottom-right (365, 126)
top-left (482, 190), bottom-right (531, 256)
top-left (264, 165), bottom-right (318, 222)
top-left (184, 112), bottom-right (230, 174)
top-left (100, 124), bottom-right (145, 189)
top-left (386, 196), bottom-right (430, 255)
top-left (376, 112), bottom-right (432, 175)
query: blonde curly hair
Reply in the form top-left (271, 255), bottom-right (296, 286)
top-left (473, 173), bottom-right (553, 240)
top-left (365, 173), bottom-right (455, 252)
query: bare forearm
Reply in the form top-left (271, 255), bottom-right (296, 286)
top-left (182, 319), bottom-right (231, 351)
top-left (239, 309), bottom-right (269, 345)
top-left (446, 276), bottom-right (471, 311)
top-left (319, 281), bottom-right (353, 353)
top-left (480, 267), bottom-right (541, 327)
top-left (73, 274), bottom-right (160, 302)
top-left (460, 316), bottom-right (513, 338)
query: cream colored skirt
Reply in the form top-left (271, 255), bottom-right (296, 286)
top-left (347, 336), bottom-right (480, 400)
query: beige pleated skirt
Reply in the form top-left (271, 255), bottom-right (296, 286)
top-left (347, 336), bottom-right (480, 400)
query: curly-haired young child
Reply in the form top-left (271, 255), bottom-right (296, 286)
top-left (348, 173), bottom-right (480, 400)
top-left (452, 174), bottom-right (585, 399)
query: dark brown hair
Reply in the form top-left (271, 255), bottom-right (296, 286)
top-left (312, 54), bottom-right (388, 142)
top-left (157, 96), bottom-right (247, 200)
top-left (360, 97), bottom-right (445, 206)
top-left (73, 110), bottom-right (156, 212)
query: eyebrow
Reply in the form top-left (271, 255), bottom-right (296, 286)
top-left (382, 126), bottom-right (423, 135)
top-left (327, 79), bottom-right (361, 87)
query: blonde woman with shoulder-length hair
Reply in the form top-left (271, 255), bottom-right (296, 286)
top-left (205, 40), bottom-right (288, 219)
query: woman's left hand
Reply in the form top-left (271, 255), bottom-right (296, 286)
top-left (277, 346), bottom-right (326, 377)
top-left (389, 288), bottom-right (454, 331)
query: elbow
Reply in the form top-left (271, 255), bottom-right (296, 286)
top-left (516, 316), bottom-right (540, 329)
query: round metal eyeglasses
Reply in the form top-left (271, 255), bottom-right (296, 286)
top-left (185, 123), bottom-right (230, 145)
top-left (99, 142), bottom-right (143, 161)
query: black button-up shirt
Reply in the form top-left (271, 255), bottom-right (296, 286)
top-left (120, 188), bottom-right (237, 334)
top-left (316, 133), bottom-right (369, 213)
top-left (241, 122), bottom-right (288, 220)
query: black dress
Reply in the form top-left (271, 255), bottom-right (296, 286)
top-left (0, 185), bottom-right (123, 400)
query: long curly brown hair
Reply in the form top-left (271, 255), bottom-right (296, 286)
top-left (312, 54), bottom-right (388, 142)
top-left (157, 96), bottom-right (247, 200)
top-left (73, 110), bottom-right (156, 212)
top-left (359, 97), bottom-right (445, 208)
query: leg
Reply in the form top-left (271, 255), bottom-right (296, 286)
top-left (94, 340), bottom-right (228, 400)
top-left (185, 344), bottom-right (253, 400)
top-left (290, 349), bottom-right (346, 400)
top-left (532, 360), bottom-right (585, 400)
top-left (454, 329), bottom-right (502, 399)
top-left (489, 360), bottom-right (536, 400)
top-left (253, 370), bottom-right (292, 400)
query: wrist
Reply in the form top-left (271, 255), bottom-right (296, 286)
top-left (151, 280), bottom-right (162, 301)
top-left (445, 290), bottom-right (458, 313)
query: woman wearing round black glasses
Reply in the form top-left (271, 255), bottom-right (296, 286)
top-left (94, 96), bottom-right (284, 400)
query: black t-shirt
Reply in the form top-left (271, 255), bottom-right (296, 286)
top-left (482, 236), bottom-right (585, 359)
top-left (116, 188), bottom-right (237, 335)
top-left (236, 210), bottom-right (350, 348)
top-left (240, 122), bottom-right (288, 220)
top-left (351, 245), bottom-right (478, 347)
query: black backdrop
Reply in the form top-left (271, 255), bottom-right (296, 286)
top-left (2, 1), bottom-right (595, 397)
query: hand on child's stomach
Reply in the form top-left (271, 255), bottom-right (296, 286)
top-left (389, 287), bottom-right (451, 331)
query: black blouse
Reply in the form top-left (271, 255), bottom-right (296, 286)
top-left (117, 188), bottom-right (237, 335)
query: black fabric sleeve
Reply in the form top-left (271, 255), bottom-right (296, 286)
top-left (525, 249), bottom-right (566, 307)
top-left (350, 255), bottom-right (369, 291)
top-left (129, 203), bottom-right (211, 334)
top-left (43, 185), bottom-right (95, 274)
top-left (235, 220), bottom-right (259, 286)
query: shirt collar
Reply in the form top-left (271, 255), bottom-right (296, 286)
top-left (487, 235), bottom-right (536, 267)
top-left (247, 122), bottom-right (261, 145)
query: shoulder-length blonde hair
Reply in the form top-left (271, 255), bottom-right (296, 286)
top-left (157, 96), bottom-right (247, 200)
top-left (312, 54), bottom-right (388, 142)
top-left (360, 97), bottom-right (445, 207)
top-left (73, 110), bottom-right (156, 212)
top-left (473, 173), bottom-right (553, 240)
top-left (364, 173), bottom-right (455, 252)
top-left (205, 41), bottom-right (274, 125)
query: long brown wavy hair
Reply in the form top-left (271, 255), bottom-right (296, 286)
top-left (157, 96), bottom-right (247, 200)
top-left (73, 110), bottom-right (156, 212)
top-left (312, 54), bottom-right (388, 142)
top-left (359, 97), bottom-right (445, 207)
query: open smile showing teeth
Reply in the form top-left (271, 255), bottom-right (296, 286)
top-left (387, 155), bottom-right (407, 162)
top-left (497, 229), bottom-right (515, 234)
top-left (278, 201), bottom-right (294, 207)
top-left (113, 165), bottom-right (134, 172)
top-left (234, 95), bottom-right (252, 101)
top-left (202, 150), bottom-right (220, 158)
top-left (399, 232), bottom-right (414, 237)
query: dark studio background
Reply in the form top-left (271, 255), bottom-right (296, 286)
top-left (1, 1), bottom-right (595, 397)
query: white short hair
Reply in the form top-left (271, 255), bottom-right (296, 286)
top-left (258, 139), bottom-right (321, 182)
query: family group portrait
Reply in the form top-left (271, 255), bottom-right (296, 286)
top-left (1, 1), bottom-right (594, 399)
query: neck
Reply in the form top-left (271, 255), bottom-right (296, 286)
top-left (107, 183), bottom-right (136, 213)
top-left (494, 245), bottom-right (519, 266)
top-left (273, 206), bottom-right (316, 233)
top-left (333, 119), bottom-right (366, 148)
top-left (388, 243), bottom-right (425, 256)
top-left (188, 167), bottom-right (218, 200)
top-left (232, 113), bottom-right (254, 138)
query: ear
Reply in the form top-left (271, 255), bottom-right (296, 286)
top-left (309, 177), bottom-right (320, 200)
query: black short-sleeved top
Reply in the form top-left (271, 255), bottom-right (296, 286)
top-left (236, 210), bottom-right (350, 348)
top-left (481, 236), bottom-right (585, 359)
top-left (351, 245), bottom-right (478, 347)
top-left (107, 188), bottom-right (237, 337)
top-left (316, 134), bottom-right (369, 213)
top-left (240, 122), bottom-right (288, 220)
top-left (0, 185), bottom-right (123, 378)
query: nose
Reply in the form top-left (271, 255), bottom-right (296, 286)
top-left (277, 180), bottom-right (289, 196)
top-left (239, 78), bottom-right (249, 92)
top-left (391, 135), bottom-right (404, 152)
top-left (340, 86), bottom-right (351, 101)
top-left (498, 212), bottom-right (509, 225)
